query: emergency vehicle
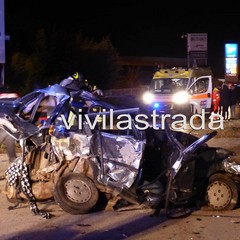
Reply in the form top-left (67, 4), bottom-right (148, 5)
top-left (142, 67), bottom-right (213, 117)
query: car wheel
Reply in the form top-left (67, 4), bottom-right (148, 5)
top-left (206, 173), bottom-right (238, 210)
top-left (54, 173), bottom-right (99, 215)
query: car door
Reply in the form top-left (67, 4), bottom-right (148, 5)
top-left (188, 76), bottom-right (212, 114)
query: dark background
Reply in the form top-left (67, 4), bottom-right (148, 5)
top-left (4, 1), bottom-right (240, 80)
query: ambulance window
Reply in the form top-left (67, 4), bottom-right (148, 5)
top-left (190, 78), bottom-right (209, 94)
top-left (174, 78), bottom-right (188, 90)
top-left (154, 79), bottom-right (163, 90)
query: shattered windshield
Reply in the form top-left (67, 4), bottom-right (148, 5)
top-left (150, 78), bottom-right (188, 93)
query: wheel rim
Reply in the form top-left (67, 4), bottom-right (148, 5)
top-left (64, 179), bottom-right (92, 203)
top-left (206, 180), bottom-right (232, 209)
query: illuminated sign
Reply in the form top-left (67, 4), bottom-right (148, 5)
top-left (187, 33), bottom-right (208, 52)
top-left (225, 58), bottom-right (237, 76)
top-left (225, 43), bottom-right (238, 78)
top-left (225, 43), bottom-right (238, 58)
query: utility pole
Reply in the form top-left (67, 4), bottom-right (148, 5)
top-left (0, 0), bottom-right (5, 87)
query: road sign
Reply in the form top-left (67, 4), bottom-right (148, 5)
top-left (187, 33), bottom-right (208, 52)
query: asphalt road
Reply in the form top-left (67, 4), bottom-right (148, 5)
top-left (1, 167), bottom-right (240, 240)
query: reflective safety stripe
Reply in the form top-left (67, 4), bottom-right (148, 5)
top-left (190, 93), bottom-right (211, 99)
top-left (97, 116), bottom-right (103, 122)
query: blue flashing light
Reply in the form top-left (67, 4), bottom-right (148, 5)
top-left (153, 102), bottom-right (160, 109)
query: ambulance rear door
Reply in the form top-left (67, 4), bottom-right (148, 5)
top-left (187, 75), bottom-right (212, 114)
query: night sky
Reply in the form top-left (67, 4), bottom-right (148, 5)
top-left (4, 1), bottom-right (240, 78)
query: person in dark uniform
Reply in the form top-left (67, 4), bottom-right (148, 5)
top-left (219, 83), bottom-right (230, 120)
top-left (236, 81), bottom-right (240, 105)
top-left (59, 72), bottom-right (85, 91)
top-left (229, 83), bottom-right (238, 119)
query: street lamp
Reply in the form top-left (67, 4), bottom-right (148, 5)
top-left (181, 34), bottom-right (190, 68)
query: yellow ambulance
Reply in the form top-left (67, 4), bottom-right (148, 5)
top-left (142, 67), bottom-right (213, 117)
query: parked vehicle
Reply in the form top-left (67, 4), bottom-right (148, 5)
top-left (1, 82), bottom-right (240, 219)
top-left (0, 87), bottom-right (20, 103)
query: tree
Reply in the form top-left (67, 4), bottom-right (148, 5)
top-left (5, 28), bottom-right (122, 94)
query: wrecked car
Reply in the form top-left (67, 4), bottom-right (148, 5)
top-left (1, 82), bottom-right (240, 219)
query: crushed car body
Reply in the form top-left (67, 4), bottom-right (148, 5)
top-left (0, 80), bottom-right (240, 219)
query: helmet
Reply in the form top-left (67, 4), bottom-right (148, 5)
top-left (72, 72), bottom-right (79, 80)
top-left (72, 72), bottom-right (84, 82)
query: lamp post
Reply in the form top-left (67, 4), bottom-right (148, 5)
top-left (181, 34), bottom-right (190, 68)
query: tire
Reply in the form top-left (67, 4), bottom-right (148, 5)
top-left (206, 173), bottom-right (238, 210)
top-left (54, 173), bottom-right (99, 215)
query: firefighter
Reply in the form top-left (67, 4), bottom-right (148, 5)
top-left (92, 85), bottom-right (103, 97)
top-left (212, 86), bottom-right (221, 117)
top-left (220, 83), bottom-right (231, 120)
top-left (81, 79), bottom-right (92, 92)
top-left (229, 83), bottom-right (238, 119)
top-left (59, 72), bottom-right (85, 91)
